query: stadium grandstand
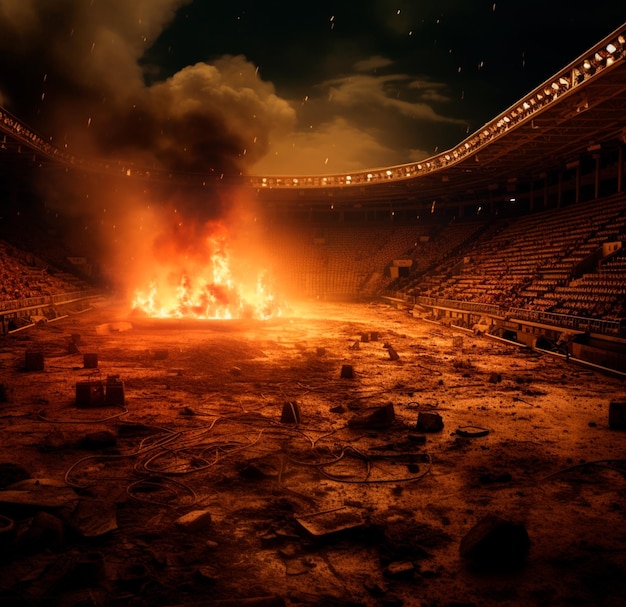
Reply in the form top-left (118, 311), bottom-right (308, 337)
top-left (1, 22), bottom-right (626, 372)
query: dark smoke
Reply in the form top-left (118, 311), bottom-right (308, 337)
top-left (0, 0), bottom-right (294, 300)
top-left (0, 0), bottom-right (295, 175)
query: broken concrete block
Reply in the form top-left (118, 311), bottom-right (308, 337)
top-left (609, 400), bottom-right (626, 430)
top-left (460, 514), bottom-right (530, 565)
top-left (83, 353), bottom-right (98, 369)
top-left (415, 411), bottom-right (444, 433)
top-left (175, 510), bottom-right (213, 532)
top-left (348, 403), bottom-right (395, 429)
top-left (340, 364), bottom-right (354, 379)
top-left (20, 511), bottom-right (65, 552)
top-left (488, 372), bottom-right (502, 383)
top-left (361, 332), bottom-right (370, 343)
top-left (384, 560), bottom-right (415, 579)
top-left (281, 401), bottom-right (301, 424)
top-left (387, 346), bottom-right (400, 361)
top-left (316, 347), bottom-right (326, 356)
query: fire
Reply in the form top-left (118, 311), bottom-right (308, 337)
top-left (131, 222), bottom-right (282, 320)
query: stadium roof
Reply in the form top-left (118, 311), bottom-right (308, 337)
top-left (1, 22), bottom-right (625, 212)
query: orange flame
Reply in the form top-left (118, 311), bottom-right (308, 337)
top-left (131, 223), bottom-right (282, 320)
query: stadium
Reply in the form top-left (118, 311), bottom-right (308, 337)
top-left (0, 17), bottom-right (625, 607)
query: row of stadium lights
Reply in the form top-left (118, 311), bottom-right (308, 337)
top-left (0, 34), bottom-right (623, 186)
top-left (254, 34), bottom-right (626, 191)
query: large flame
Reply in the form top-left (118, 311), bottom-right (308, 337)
top-left (131, 221), bottom-right (282, 320)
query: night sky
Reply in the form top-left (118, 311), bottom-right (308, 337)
top-left (0, 1), bottom-right (625, 176)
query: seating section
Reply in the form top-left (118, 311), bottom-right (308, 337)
top-left (2, 192), bottom-right (626, 327)
top-left (396, 193), bottom-right (626, 320)
top-left (0, 240), bottom-right (91, 304)
top-left (267, 223), bottom-right (480, 300)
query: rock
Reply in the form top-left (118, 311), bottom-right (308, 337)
top-left (384, 560), bottom-right (414, 579)
top-left (0, 462), bottom-right (31, 488)
top-left (609, 400), bottom-right (626, 430)
top-left (175, 510), bottom-right (213, 532)
top-left (340, 364), bottom-right (354, 379)
top-left (281, 401), bottom-right (301, 424)
top-left (348, 403), bottom-right (395, 429)
top-left (460, 514), bottom-right (530, 565)
top-left (415, 412), bottom-right (444, 433)
top-left (20, 511), bottom-right (65, 551)
top-left (387, 346), bottom-right (400, 361)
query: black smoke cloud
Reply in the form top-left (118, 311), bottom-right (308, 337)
top-left (0, 0), bottom-right (295, 300)
top-left (0, 0), bottom-right (295, 175)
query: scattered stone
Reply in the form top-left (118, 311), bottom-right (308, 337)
top-left (609, 400), bottom-right (626, 430)
top-left (387, 346), bottom-right (400, 361)
top-left (488, 372), bottom-right (502, 383)
top-left (384, 560), bottom-right (414, 579)
top-left (340, 364), bottom-right (354, 379)
top-left (281, 400), bottom-right (301, 424)
top-left (0, 462), bottom-right (31, 488)
top-left (415, 411), bottom-right (444, 433)
top-left (20, 511), bottom-right (65, 552)
top-left (230, 366), bottom-right (242, 376)
top-left (175, 510), bottom-right (213, 532)
top-left (330, 404), bottom-right (346, 414)
top-left (460, 514), bottom-right (530, 566)
top-left (285, 559), bottom-right (309, 575)
top-left (316, 347), bottom-right (326, 356)
top-left (195, 565), bottom-right (219, 583)
top-left (349, 341), bottom-right (360, 350)
top-left (364, 577), bottom-right (387, 597)
top-left (152, 349), bottom-right (169, 360)
top-left (205, 540), bottom-right (219, 550)
top-left (69, 499), bottom-right (118, 537)
top-left (278, 543), bottom-right (299, 558)
top-left (348, 403), bottom-right (395, 429)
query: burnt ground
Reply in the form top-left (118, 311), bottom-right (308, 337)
top-left (0, 298), bottom-right (625, 607)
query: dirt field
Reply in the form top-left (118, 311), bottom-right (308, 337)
top-left (0, 298), bottom-right (625, 607)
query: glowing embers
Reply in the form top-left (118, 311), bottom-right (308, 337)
top-left (131, 223), bottom-right (282, 321)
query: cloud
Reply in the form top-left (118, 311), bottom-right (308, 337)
top-left (354, 55), bottom-right (395, 72)
top-left (0, 0), bottom-right (295, 175)
top-left (324, 72), bottom-right (465, 124)
top-left (251, 117), bottom-right (408, 175)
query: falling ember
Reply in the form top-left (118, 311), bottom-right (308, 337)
top-left (131, 222), bottom-right (283, 321)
